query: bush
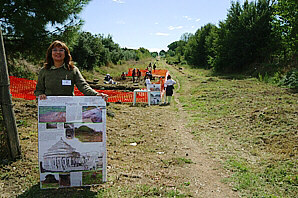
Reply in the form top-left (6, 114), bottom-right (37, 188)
top-left (279, 69), bottom-right (298, 89)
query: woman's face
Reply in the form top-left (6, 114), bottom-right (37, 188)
top-left (51, 46), bottom-right (65, 63)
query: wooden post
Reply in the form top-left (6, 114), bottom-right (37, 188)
top-left (0, 29), bottom-right (21, 160)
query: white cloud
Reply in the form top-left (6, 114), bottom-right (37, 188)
top-left (116, 20), bottom-right (126, 24)
top-left (155, 32), bottom-right (169, 36)
top-left (195, 18), bottom-right (201, 22)
top-left (183, 16), bottom-right (192, 21)
top-left (168, 26), bottom-right (183, 30)
top-left (155, 22), bottom-right (159, 25)
top-left (112, 0), bottom-right (125, 3)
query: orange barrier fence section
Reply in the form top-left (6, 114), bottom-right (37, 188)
top-left (9, 69), bottom-right (169, 103)
top-left (10, 76), bottom-right (37, 100)
top-left (127, 68), bottom-right (168, 77)
top-left (9, 76), bottom-right (148, 103)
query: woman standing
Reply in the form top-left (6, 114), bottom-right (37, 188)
top-left (34, 40), bottom-right (107, 100)
top-left (163, 75), bottom-right (176, 105)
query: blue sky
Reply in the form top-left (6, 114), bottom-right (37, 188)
top-left (79, 0), bottom-right (247, 52)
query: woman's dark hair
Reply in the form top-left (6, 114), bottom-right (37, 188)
top-left (167, 75), bottom-right (171, 79)
top-left (44, 40), bottom-right (74, 70)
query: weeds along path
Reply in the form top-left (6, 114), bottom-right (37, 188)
top-left (164, 63), bottom-right (297, 197)
top-left (162, 63), bottom-right (239, 197)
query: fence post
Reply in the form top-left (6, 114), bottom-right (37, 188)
top-left (0, 29), bottom-right (21, 160)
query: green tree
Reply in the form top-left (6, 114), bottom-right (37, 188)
top-left (0, 0), bottom-right (90, 58)
top-left (159, 50), bottom-right (166, 57)
top-left (213, 0), bottom-right (276, 73)
top-left (72, 32), bottom-right (105, 70)
top-left (122, 48), bottom-right (137, 60)
top-left (273, 0), bottom-right (297, 64)
top-left (151, 52), bottom-right (158, 58)
top-left (135, 47), bottom-right (151, 60)
top-left (184, 23), bottom-right (217, 68)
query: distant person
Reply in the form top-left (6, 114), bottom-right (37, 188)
top-left (132, 68), bottom-right (136, 83)
top-left (153, 63), bottom-right (156, 71)
top-left (163, 75), bottom-right (176, 105)
top-left (104, 74), bottom-right (112, 82)
top-left (144, 71), bottom-right (152, 81)
top-left (34, 40), bottom-right (107, 100)
top-left (148, 63), bottom-right (152, 73)
top-left (145, 75), bottom-right (151, 87)
top-left (121, 72), bottom-right (126, 80)
top-left (137, 69), bottom-right (141, 82)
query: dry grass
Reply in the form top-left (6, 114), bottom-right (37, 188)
top-left (1, 59), bottom-right (297, 197)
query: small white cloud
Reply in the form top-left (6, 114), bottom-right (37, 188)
top-left (168, 26), bottom-right (183, 30)
top-left (155, 32), bottom-right (169, 36)
top-left (155, 22), bottom-right (159, 25)
top-left (112, 0), bottom-right (125, 3)
top-left (196, 18), bottom-right (201, 22)
top-left (116, 20), bottom-right (126, 24)
top-left (183, 16), bottom-right (192, 21)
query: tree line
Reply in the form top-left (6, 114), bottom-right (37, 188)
top-left (165, 0), bottom-right (297, 88)
top-left (0, 0), bottom-right (153, 74)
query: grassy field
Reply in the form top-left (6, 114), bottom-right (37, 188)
top-left (0, 59), bottom-right (297, 197)
top-left (166, 63), bottom-right (297, 197)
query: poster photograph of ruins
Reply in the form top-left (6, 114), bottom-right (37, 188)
top-left (39, 106), bottom-right (66, 123)
top-left (39, 137), bottom-right (104, 173)
top-left (82, 106), bottom-right (102, 123)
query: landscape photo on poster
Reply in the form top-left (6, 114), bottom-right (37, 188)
top-left (82, 106), bottom-right (102, 123)
top-left (64, 123), bottom-right (103, 142)
top-left (147, 84), bottom-right (161, 92)
top-left (150, 92), bottom-right (161, 105)
top-left (39, 106), bottom-right (66, 123)
top-left (82, 170), bottom-right (103, 185)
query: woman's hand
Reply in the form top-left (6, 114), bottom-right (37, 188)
top-left (39, 94), bottom-right (47, 100)
top-left (97, 92), bottom-right (108, 101)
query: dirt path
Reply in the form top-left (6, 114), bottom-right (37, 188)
top-left (168, 72), bottom-right (239, 197)
top-left (101, 66), bottom-right (239, 197)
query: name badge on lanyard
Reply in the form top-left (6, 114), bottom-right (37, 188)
top-left (62, 80), bottom-right (71, 86)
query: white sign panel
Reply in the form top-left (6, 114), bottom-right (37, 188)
top-left (146, 84), bottom-right (161, 105)
top-left (38, 96), bottom-right (107, 189)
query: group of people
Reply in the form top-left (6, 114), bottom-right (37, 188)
top-left (131, 68), bottom-right (142, 83)
top-left (147, 62), bottom-right (157, 73)
top-left (34, 40), bottom-right (176, 105)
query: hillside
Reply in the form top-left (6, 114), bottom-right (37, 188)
top-left (0, 60), bottom-right (297, 197)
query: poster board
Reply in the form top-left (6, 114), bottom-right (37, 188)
top-left (38, 96), bottom-right (107, 189)
top-left (146, 84), bottom-right (161, 105)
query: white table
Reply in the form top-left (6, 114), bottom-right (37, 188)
top-left (133, 89), bottom-right (151, 106)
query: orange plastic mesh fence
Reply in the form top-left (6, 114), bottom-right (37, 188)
top-left (127, 68), bottom-right (168, 77)
top-left (9, 76), bottom-right (37, 100)
top-left (9, 76), bottom-right (149, 103)
top-left (9, 68), bottom-right (169, 103)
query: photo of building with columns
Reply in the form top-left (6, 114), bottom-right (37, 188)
top-left (41, 138), bottom-right (103, 172)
